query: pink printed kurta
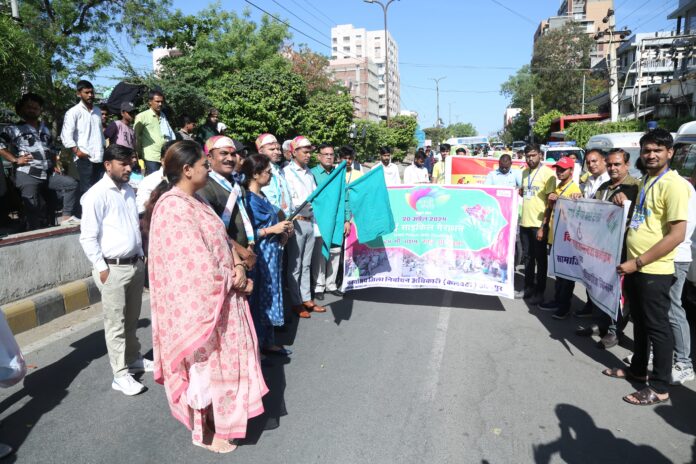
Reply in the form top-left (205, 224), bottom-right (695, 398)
top-left (148, 186), bottom-right (268, 439)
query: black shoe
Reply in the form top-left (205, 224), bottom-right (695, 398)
top-left (552, 307), bottom-right (571, 320)
top-left (528, 292), bottom-right (544, 305)
top-left (330, 290), bottom-right (344, 297)
top-left (574, 308), bottom-right (594, 318)
top-left (575, 324), bottom-right (600, 337)
top-left (315, 292), bottom-right (325, 301)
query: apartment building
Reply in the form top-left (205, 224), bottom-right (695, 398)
top-left (329, 24), bottom-right (400, 120)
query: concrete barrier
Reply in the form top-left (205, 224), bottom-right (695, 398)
top-left (0, 225), bottom-right (92, 305)
top-left (1, 277), bottom-right (100, 334)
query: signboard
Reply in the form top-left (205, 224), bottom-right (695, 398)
top-left (549, 198), bottom-right (629, 320)
top-left (445, 156), bottom-right (526, 185)
top-left (342, 185), bottom-right (518, 299)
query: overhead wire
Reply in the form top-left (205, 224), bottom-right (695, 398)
top-left (289, 0), bottom-right (333, 28)
top-left (301, 0), bottom-right (339, 26)
top-left (270, 0), bottom-right (331, 41)
top-left (488, 0), bottom-right (537, 26)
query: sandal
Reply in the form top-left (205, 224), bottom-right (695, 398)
top-left (622, 387), bottom-right (670, 406)
top-left (601, 367), bottom-right (648, 382)
top-left (192, 438), bottom-right (237, 454)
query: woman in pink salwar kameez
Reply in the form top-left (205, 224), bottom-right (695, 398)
top-left (144, 141), bottom-right (268, 453)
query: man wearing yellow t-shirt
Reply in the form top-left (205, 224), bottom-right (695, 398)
top-left (537, 157), bottom-right (582, 319)
top-left (517, 144), bottom-right (556, 303)
top-left (604, 129), bottom-right (689, 406)
top-left (431, 143), bottom-right (450, 184)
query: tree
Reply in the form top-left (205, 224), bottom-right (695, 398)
top-left (17, 0), bottom-right (171, 125)
top-left (423, 127), bottom-right (447, 145)
top-left (209, 69), bottom-right (307, 143)
top-left (500, 64), bottom-right (537, 114)
top-left (565, 120), bottom-right (644, 147)
top-left (501, 112), bottom-right (531, 145)
top-left (383, 115), bottom-right (418, 151)
top-left (532, 110), bottom-right (564, 142)
top-left (283, 44), bottom-right (336, 96)
top-left (531, 23), bottom-right (601, 115)
top-left (445, 122), bottom-right (477, 138)
top-left (299, 91), bottom-right (354, 147)
top-left (0, 16), bottom-right (42, 110)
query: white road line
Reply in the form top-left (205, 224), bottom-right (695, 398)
top-left (422, 291), bottom-right (452, 403)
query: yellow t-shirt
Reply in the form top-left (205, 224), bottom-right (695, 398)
top-left (432, 160), bottom-right (446, 184)
top-left (548, 180), bottom-right (582, 244)
top-left (520, 165), bottom-right (556, 228)
top-left (346, 169), bottom-right (363, 184)
top-left (626, 169), bottom-right (690, 275)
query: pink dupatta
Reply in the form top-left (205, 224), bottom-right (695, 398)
top-left (148, 186), bottom-right (267, 439)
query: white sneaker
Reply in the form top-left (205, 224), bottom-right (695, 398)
top-left (60, 216), bottom-right (81, 226)
top-left (128, 357), bottom-right (154, 374)
top-left (112, 374), bottom-right (146, 396)
top-left (671, 363), bottom-right (695, 385)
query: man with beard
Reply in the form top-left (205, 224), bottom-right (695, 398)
top-left (431, 143), bottom-right (451, 184)
top-left (378, 146), bottom-right (401, 186)
top-left (197, 136), bottom-right (256, 268)
top-left (79, 144), bottom-right (151, 396)
top-left (61, 80), bottom-right (105, 195)
top-left (196, 108), bottom-right (220, 145)
top-left (256, 133), bottom-right (293, 219)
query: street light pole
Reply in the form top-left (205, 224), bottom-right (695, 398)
top-left (364, 0), bottom-right (398, 125)
top-left (430, 76), bottom-right (446, 128)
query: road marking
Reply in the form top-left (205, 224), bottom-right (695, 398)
top-left (422, 291), bottom-right (452, 403)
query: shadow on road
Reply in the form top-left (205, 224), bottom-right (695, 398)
top-left (533, 403), bottom-right (671, 463)
top-left (348, 287), bottom-right (506, 311)
top-left (655, 386), bottom-right (696, 464)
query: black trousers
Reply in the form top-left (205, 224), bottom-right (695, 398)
top-left (520, 226), bottom-right (547, 294)
top-left (625, 272), bottom-right (675, 394)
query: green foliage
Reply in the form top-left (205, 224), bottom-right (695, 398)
top-left (384, 115), bottom-right (418, 151)
top-left (533, 110), bottom-right (564, 141)
top-left (500, 65), bottom-right (537, 113)
top-left (565, 120), bottom-right (645, 147)
top-left (501, 112), bottom-right (531, 145)
top-left (152, 8), bottom-right (291, 93)
top-left (299, 91), bottom-right (354, 147)
top-left (423, 127), bottom-right (447, 145)
top-left (531, 23), bottom-right (602, 115)
top-left (16, 0), bottom-right (171, 124)
top-left (353, 119), bottom-right (386, 162)
top-left (209, 69), bottom-right (307, 143)
top-left (144, 75), bottom-right (212, 126)
top-left (655, 117), bottom-right (694, 132)
top-left (445, 122), bottom-right (477, 138)
top-left (0, 16), bottom-right (42, 109)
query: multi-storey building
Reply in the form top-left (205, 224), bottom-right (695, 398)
top-left (534, 0), bottom-right (614, 66)
top-left (329, 24), bottom-right (400, 120)
top-left (329, 57), bottom-right (381, 121)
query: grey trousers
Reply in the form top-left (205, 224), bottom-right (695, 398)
top-left (15, 171), bottom-right (78, 229)
top-left (287, 219), bottom-right (315, 305)
top-left (669, 261), bottom-right (692, 368)
top-left (312, 237), bottom-right (342, 292)
top-left (92, 261), bottom-right (145, 377)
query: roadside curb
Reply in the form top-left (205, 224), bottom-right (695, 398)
top-left (1, 277), bottom-right (100, 335)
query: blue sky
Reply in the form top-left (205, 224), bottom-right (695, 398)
top-left (99, 0), bottom-right (680, 135)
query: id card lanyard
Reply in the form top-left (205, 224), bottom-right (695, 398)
top-left (630, 168), bottom-right (669, 230)
top-left (525, 166), bottom-right (541, 197)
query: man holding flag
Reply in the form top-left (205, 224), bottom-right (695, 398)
top-left (284, 136), bottom-right (326, 318)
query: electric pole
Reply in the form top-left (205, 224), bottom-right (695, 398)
top-left (430, 76), bottom-right (446, 128)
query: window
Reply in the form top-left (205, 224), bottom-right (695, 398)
top-left (343, 36), bottom-right (350, 41)
top-left (332, 37), bottom-right (337, 43)
top-left (332, 46), bottom-right (337, 52)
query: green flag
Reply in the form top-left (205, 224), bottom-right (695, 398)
top-left (347, 164), bottom-right (395, 243)
top-left (306, 161), bottom-right (346, 259)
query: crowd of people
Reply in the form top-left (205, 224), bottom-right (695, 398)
top-left (0, 81), bottom-right (406, 453)
top-left (516, 130), bottom-right (696, 406)
top-left (3, 80), bottom-right (696, 452)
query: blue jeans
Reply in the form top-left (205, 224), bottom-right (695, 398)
top-left (669, 262), bottom-right (692, 368)
top-left (75, 158), bottom-right (104, 196)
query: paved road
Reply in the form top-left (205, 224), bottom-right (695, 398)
top-left (1, 282), bottom-right (695, 463)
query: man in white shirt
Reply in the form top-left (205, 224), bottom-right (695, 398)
top-left (135, 141), bottom-right (175, 215)
top-left (79, 144), bottom-right (151, 396)
top-left (61, 80), bottom-right (105, 197)
top-left (403, 151), bottom-right (430, 184)
top-left (283, 136), bottom-right (326, 318)
top-left (580, 149), bottom-right (610, 199)
top-left (378, 146), bottom-right (401, 186)
top-left (484, 154), bottom-right (522, 187)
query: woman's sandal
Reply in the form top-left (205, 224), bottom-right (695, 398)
top-left (601, 367), bottom-right (648, 383)
top-left (622, 387), bottom-right (670, 406)
top-left (192, 438), bottom-right (237, 454)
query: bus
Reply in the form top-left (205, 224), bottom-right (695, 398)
top-left (444, 136), bottom-right (490, 153)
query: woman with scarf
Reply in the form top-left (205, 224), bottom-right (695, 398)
top-left (144, 141), bottom-right (267, 453)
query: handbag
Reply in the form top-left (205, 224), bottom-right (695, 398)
top-left (0, 311), bottom-right (26, 388)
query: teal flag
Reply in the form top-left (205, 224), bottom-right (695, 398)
top-left (306, 161), bottom-right (346, 259)
top-left (347, 164), bottom-right (395, 243)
